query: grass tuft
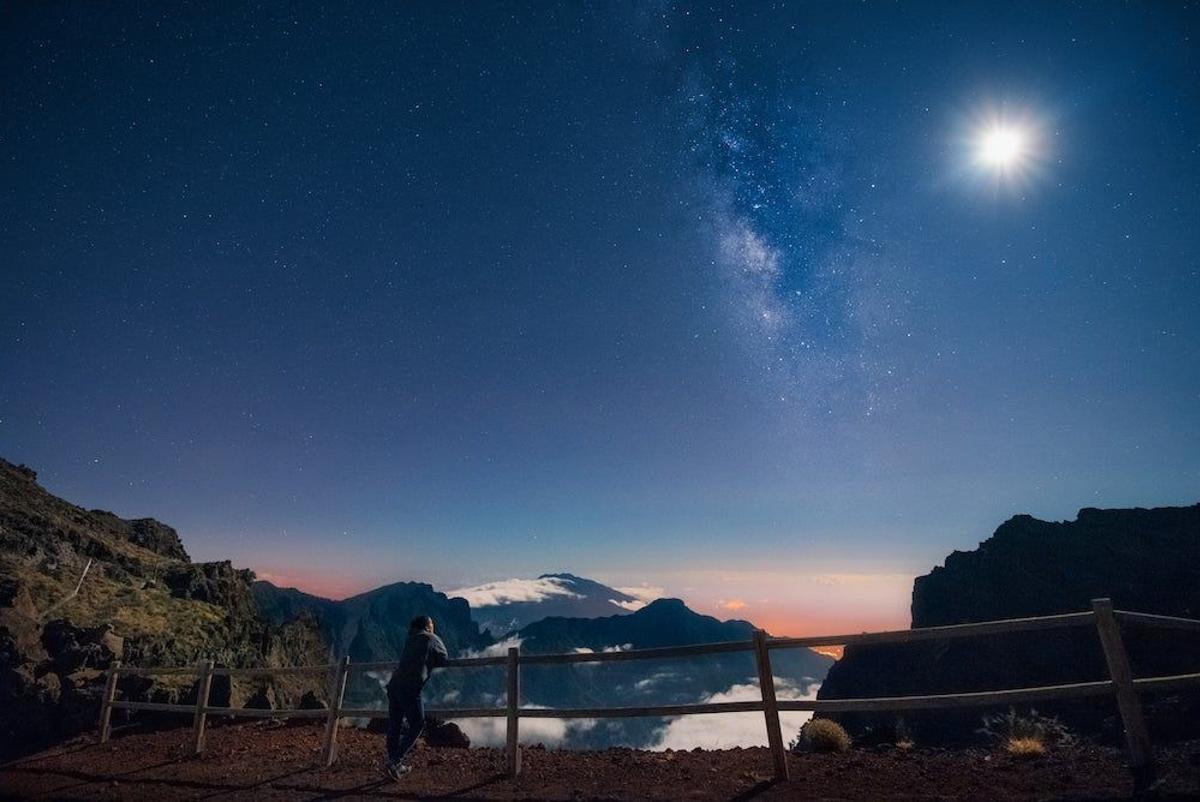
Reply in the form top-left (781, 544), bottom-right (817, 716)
top-left (1006, 736), bottom-right (1046, 757)
top-left (793, 718), bottom-right (852, 753)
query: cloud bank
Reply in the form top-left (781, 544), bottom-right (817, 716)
top-left (449, 577), bottom-right (583, 608)
top-left (650, 678), bottom-right (819, 751)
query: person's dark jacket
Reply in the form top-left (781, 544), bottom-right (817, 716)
top-left (387, 629), bottom-right (449, 696)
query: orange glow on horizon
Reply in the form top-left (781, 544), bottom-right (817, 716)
top-left (810, 644), bottom-right (845, 660)
top-left (251, 568), bottom-right (373, 600)
top-left (255, 567), bottom-right (914, 642)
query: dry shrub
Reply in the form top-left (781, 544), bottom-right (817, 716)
top-left (978, 707), bottom-right (1076, 750)
top-left (793, 717), bottom-right (851, 753)
top-left (1006, 736), bottom-right (1046, 758)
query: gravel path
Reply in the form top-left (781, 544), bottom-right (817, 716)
top-left (2, 721), bottom-right (1198, 801)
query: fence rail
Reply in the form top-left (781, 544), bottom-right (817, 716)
top-left (98, 598), bottom-right (1200, 785)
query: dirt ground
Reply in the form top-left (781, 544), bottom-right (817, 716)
top-left (2, 721), bottom-right (1199, 801)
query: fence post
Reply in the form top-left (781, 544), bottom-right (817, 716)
top-left (1092, 598), bottom-right (1154, 788)
top-left (191, 658), bottom-right (214, 756)
top-left (98, 659), bottom-right (121, 743)
top-left (321, 655), bottom-right (351, 767)
top-left (754, 629), bottom-right (789, 781)
top-left (506, 646), bottom-right (521, 777)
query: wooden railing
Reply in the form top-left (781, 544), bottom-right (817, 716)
top-left (97, 598), bottom-right (1200, 784)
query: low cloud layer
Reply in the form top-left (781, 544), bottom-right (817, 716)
top-left (614, 585), bottom-right (665, 602)
top-left (450, 706), bottom-right (598, 748)
top-left (449, 577), bottom-right (583, 608)
top-left (650, 678), bottom-right (819, 751)
top-left (460, 636), bottom-right (524, 659)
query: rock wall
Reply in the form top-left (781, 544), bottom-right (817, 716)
top-left (818, 504), bottom-right (1200, 744)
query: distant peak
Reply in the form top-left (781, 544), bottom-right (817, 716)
top-left (639, 597), bottom-right (688, 612)
top-left (538, 572), bottom-right (585, 582)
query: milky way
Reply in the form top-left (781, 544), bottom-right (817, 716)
top-left (3, 2), bottom-right (1197, 632)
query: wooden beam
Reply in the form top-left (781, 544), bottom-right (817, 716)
top-left (210, 664), bottom-right (337, 677)
top-left (204, 706), bottom-right (328, 719)
top-left (1115, 610), bottom-right (1200, 633)
top-left (1092, 598), bottom-right (1154, 780)
top-left (754, 630), bottom-right (789, 781)
top-left (1132, 671), bottom-right (1200, 694)
top-left (110, 700), bottom-right (194, 713)
top-left (352, 655), bottom-right (507, 671)
top-left (506, 646), bottom-right (521, 777)
top-left (519, 640), bottom-right (754, 665)
top-left (768, 611), bottom-right (1095, 650)
top-left (515, 701), bottom-right (764, 718)
top-left (339, 706), bottom-right (507, 719)
top-left (191, 659), bottom-right (214, 756)
top-left (779, 678), bottom-right (1115, 712)
top-left (98, 660), bottom-right (121, 743)
top-left (321, 656), bottom-right (350, 768)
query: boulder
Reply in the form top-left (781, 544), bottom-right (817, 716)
top-left (423, 716), bottom-right (470, 748)
top-left (40, 620), bottom-right (119, 675)
top-left (243, 685), bottom-right (277, 710)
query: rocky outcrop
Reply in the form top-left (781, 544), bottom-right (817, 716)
top-left (818, 504), bottom-right (1200, 744)
top-left (0, 458), bottom-right (330, 757)
top-left (163, 561), bottom-right (257, 612)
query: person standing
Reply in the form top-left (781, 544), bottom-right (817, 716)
top-left (384, 614), bottom-right (449, 780)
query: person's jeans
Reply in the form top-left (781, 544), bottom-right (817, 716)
top-left (386, 687), bottom-right (424, 765)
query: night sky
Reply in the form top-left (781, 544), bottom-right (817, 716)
top-left (3, 2), bottom-right (1198, 634)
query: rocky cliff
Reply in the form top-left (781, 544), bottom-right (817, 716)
top-left (0, 458), bottom-right (328, 757)
top-left (818, 504), bottom-right (1200, 744)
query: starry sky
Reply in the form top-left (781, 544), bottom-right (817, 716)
top-left (3, 2), bottom-right (1198, 634)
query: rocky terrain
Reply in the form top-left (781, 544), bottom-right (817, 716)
top-left (818, 504), bottom-right (1200, 744)
top-left (3, 721), bottom-right (1199, 801)
top-left (0, 459), bottom-right (329, 758)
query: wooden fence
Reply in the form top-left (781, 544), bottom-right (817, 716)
top-left (98, 598), bottom-right (1200, 783)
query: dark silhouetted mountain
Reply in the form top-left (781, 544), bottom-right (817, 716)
top-left (818, 504), bottom-right (1200, 744)
top-left (501, 598), bottom-right (833, 748)
top-left (253, 579), bottom-right (492, 662)
top-left (449, 573), bottom-right (649, 635)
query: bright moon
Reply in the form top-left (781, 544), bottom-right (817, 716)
top-left (977, 125), bottom-right (1027, 170)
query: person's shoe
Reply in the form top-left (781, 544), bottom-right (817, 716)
top-left (384, 762), bottom-right (412, 781)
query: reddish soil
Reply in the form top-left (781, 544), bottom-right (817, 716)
top-left (2, 722), bottom-right (1198, 801)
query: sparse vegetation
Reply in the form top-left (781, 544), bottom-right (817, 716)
top-left (893, 717), bottom-right (914, 750)
top-left (977, 707), bottom-right (1076, 756)
top-left (792, 717), bottom-right (852, 753)
top-left (1005, 736), bottom-right (1046, 758)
